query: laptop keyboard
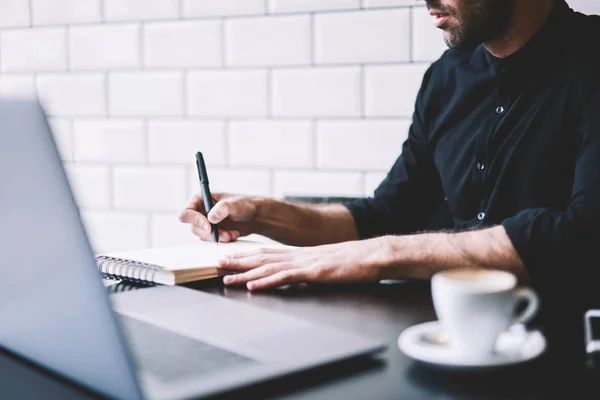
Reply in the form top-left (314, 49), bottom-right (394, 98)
top-left (118, 314), bottom-right (258, 383)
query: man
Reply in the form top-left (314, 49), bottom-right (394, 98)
top-left (181, 0), bottom-right (600, 369)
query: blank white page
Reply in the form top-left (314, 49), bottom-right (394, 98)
top-left (99, 236), bottom-right (292, 271)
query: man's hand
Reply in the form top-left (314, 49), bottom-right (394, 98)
top-left (179, 193), bottom-right (260, 243)
top-left (217, 238), bottom-right (390, 291)
top-left (179, 193), bottom-right (360, 246)
top-left (216, 225), bottom-right (529, 290)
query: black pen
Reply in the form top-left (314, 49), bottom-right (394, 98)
top-left (195, 152), bottom-right (219, 243)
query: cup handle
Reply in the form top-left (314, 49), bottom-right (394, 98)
top-left (512, 287), bottom-right (540, 325)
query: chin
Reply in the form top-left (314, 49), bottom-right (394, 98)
top-left (443, 32), bottom-right (456, 47)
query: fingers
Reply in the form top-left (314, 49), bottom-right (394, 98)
top-left (218, 230), bottom-right (241, 243)
top-left (183, 193), bottom-right (202, 211)
top-left (183, 192), bottom-right (225, 211)
top-left (191, 226), bottom-right (214, 242)
top-left (179, 209), bottom-right (210, 229)
top-left (207, 200), bottom-right (231, 224)
top-left (179, 193), bottom-right (210, 227)
top-left (218, 249), bottom-right (292, 270)
top-left (246, 270), bottom-right (309, 291)
top-left (225, 247), bottom-right (289, 260)
top-left (191, 226), bottom-right (240, 243)
top-left (183, 210), bottom-right (234, 241)
top-left (223, 262), bottom-right (291, 285)
top-left (208, 196), bottom-right (257, 224)
top-left (179, 193), bottom-right (226, 221)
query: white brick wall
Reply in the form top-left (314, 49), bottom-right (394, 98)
top-left (314, 9), bottom-right (410, 64)
top-left (65, 165), bottom-right (111, 208)
top-left (104, 0), bottom-right (179, 22)
top-left (229, 120), bottom-right (313, 167)
top-left (144, 21), bottom-right (222, 68)
top-left (73, 119), bottom-right (146, 162)
top-left (113, 166), bottom-right (187, 211)
top-left (0, 28), bottom-right (66, 72)
top-left (0, 74), bottom-right (36, 97)
top-left (37, 73), bottom-right (106, 116)
top-left (272, 67), bottom-right (361, 117)
top-left (226, 15), bottom-right (311, 67)
top-left (0, 0), bottom-right (30, 28)
top-left (109, 72), bottom-right (183, 116)
top-left (31, 0), bottom-right (101, 26)
top-left (69, 24), bottom-right (140, 70)
top-left (147, 120), bottom-right (226, 165)
top-left (49, 118), bottom-right (74, 161)
top-left (0, 0), bottom-right (596, 252)
top-left (317, 119), bottom-right (410, 170)
top-left (183, 0), bottom-right (265, 18)
top-left (187, 70), bottom-right (268, 116)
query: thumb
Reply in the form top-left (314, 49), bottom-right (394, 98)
top-left (207, 201), bottom-right (231, 224)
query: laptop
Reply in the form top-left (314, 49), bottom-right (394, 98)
top-left (0, 98), bottom-right (385, 400)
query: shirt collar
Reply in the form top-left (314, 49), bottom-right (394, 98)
top-left (482, 0), bottom-right (571, 76)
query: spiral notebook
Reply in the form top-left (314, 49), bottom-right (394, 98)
top-left (96, 236), bottom-right (291, 286)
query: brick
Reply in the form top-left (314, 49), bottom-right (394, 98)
top-left (182, 0), bottom-right (265, 17)
top-left (364, 64), bottom-right (429, 117)
top-left (274, 171), bottom-right (363, 198)
top-left (69, 24), bottom-right (140, 70)
top-left (269, 0), bottom-right (359, 13)
top-left (37, 73), bottom-right (106, 116)
top-left (412, 6), bottom-right (448, 62)
top-left (0, 28), bottom-right (66, 72)
top-left (31, 0), bottom-right (101, 25)
top-left (0, 74), bottom-right (36, 97)
top-left (109, 72), bottom-right (183, 117)
top-left (81, 211), bottom-right (149, 253)
top-left (272, 67), bottom-right (361, 117)
top-left (317, 120), bottom-right (409, 170)
top-left (151, 213), bottom-right (200, 248)
top-left (363, 0), bottom-right (415, 7)
top-left (315, 9), bottom-right (410, 64)
top-left (148, 120), bottom-right (226, 165)
top-left (104, 0), bottom-right (179, 21)
top-left (229, 120), bottom-right (313, 168)
top-left (188, 167), bottom-right (271, 197)
top-left (113, 167), bottom-right (187, 211)
top-left (0, 0), bottom-right (29, 28)
top-left (48, 118), bottom-right (73, 161)
top-left (226, 15), bottom-right (311, 67)
top-left (73, 119), bottom-right (145, 162)
top-left (144, 20), bottom-right (221, 68)
top-left (187, 70), bottom-right (268, 117)
top-left (364, 171), bottom-right (388, 196)
top-left (64, 165), bottom-right (111, 208)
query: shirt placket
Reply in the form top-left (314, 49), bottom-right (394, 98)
top-left (472, 65), bottom-right (510, 224)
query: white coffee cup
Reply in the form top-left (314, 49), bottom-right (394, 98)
top-left (431, 268), bottom-right (539, 360)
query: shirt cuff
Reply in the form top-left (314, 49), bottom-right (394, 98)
top-left (343, 198), bottom-right (380, 240)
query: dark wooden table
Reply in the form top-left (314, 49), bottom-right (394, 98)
top-left (0, 280), bottom-right (597, 400)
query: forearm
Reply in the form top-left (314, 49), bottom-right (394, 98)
top-left (378, 225), bottom-right (529, 281)
top-left (253, 198), bottom-right (359, 246)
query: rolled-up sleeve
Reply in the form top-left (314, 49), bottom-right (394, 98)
top-left (502, 73), bottom-right (600, 285)
top-left (345, 65), bottom-right (445, 239)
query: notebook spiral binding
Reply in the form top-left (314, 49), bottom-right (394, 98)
top-left (108, 281), bottom-right (150, 294)
top-left (96, 255), bottom-right (163, 285)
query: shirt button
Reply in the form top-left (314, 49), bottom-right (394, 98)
top-left (476, 163), bottom-right (486, 170)
top-left (477, 212), bottom-right (486, 221)
top-left (495, 106), bottom-right (505, 114)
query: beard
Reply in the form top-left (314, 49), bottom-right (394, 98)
top-left (426, 0), bottom-right (516, 49)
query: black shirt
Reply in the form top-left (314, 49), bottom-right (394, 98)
top-left (346, 1), bottom-right (600, 368)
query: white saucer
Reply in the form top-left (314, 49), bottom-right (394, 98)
top-left (398, 321), bottom-right (546, 370)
